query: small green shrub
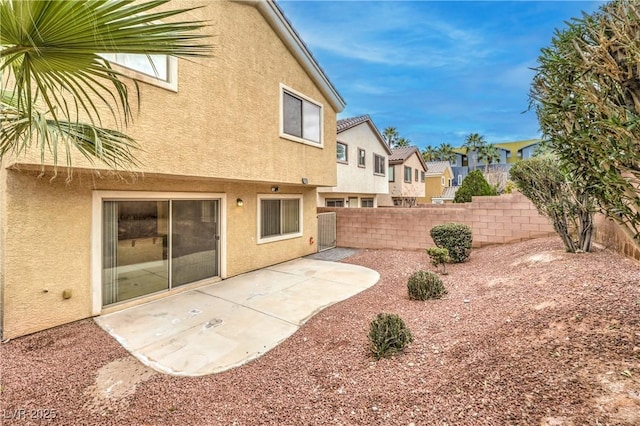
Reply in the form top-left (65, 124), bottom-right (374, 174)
top-left (430, 222), bottom-right (473, 263)
top-left (426, 247), bottom-right (449, 274)
top-left (453, 170), bottom-right (497, 203)
top-left (407, 270), bottom-right (447, 300)
top-left (368, 313), bottom-right (413, 360)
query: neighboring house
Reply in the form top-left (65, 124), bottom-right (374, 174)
top-left (432, 186), bottom-right (459, 204)
top-left (452, 139), bottom-right (542, 185)
top-left (0, 0), bottom-right (345, 339)
top-left (317, 115), bottom-right (392, 208)
top-left (388, 147), bottom-right (427, 207)
top-left (417, 161), bottom-right (454, 204)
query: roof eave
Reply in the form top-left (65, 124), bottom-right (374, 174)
top-left (243, 0), bottom-right (346, 113)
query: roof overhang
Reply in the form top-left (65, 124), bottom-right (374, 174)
top-left (239, 0), bottom-right (346, 113)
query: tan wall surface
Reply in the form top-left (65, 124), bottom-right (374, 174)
top-left (4, 0), bottom-right (338, 187)
top-left (318, 192), bottom-right (555, 250)
top-left (594, 214), bottom-right (640, 261)
top-left (1, 170), bottom-right (319, 339)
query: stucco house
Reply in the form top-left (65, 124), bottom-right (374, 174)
top-left (388, 147), bottom-right (427, 207)
top-left (0, 0), bottom-right (345, 339)
top-left (417, 161), bottom-right (455, 204)
top-left (317, 115), bottom-right (392, 208)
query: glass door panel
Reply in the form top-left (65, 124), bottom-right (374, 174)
top-left (171, 200), bottom-right (219, 287)
top-left (102, 200), bottom-right (169, 304)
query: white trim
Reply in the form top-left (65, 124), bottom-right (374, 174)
top-left (279, 83), bottom-right (324, 148)
top-left (91, 191), bottom-right (227, 315)
top-left (256, 193), bottom-right (303, 244)
top-left (102, 54), bottom-right (178, 92)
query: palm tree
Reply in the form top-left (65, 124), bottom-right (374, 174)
top-left (422, 146), bottom-right (438, 162)
top-left (478, 143), bottom-right (501, 173)
top-left (395, 137), bottom-right (411, 148)
top-left (461, 133), bottom-right (486, 170)
top-left (436, 142), bottom-right (456, 163)
top-left (1, 0), bottom-right (210, 172)
top-left (382, 127), bottom-right (399, 148)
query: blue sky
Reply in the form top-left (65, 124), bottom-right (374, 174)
top-left (278, 0), bottom-right (603, 150)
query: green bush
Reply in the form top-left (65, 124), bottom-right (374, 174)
top-left (368, 313), bottom-right (413, 360)
top-left (430, 222), bottom-right (472, 263)
top-left (454, 170), bottom-right (497, 203)
top-left (407, 270), bottom-right (447, 300)
top-left (426, 247), bottom-right (449, 274)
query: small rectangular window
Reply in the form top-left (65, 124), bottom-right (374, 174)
top-left (358, 148), bottom-right (366, 167)
top-left (421, 171), bottom-right (425, 182)
top-left (404, 166), bottom-right (412, 183)
top-left (326, 199), bottom-right (344, 207)
top-left (415, 169), bottom-right (419, 182)
top-left (374, 154), bottom-right (385, 175)
top-left (100, 53), bottom-right (177, 91)
top-left (441, 177), bottom-right (446, 186)
top-left (361, 198), bottom-right (374, 208)
top-left (281, 85), bottom-right (322, 145)
top-left (337, 142), bottom-right (348, 163)
top-left (388, 166), bottom-right (395, 182)
top-left (258, 195), bottom-right (302, 243)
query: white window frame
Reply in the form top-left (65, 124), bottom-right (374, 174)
top-left (358, 148), bottom-right (366, 168)
top-left (279, 84), bottom-right (323, 147)
top-left (326, 198), bottom-right (345, 207)
top-left (91, 191), bottom-right (227, 315)
top-left (337, 142), bottom-right (348, 163)
top-left (374, 154), bottom-right (386, 176)
top-left (101, 53), bottom-right (178, 92)
top-left (257, 194), bottom-right (303, 244)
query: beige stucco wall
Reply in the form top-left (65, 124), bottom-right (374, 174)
top-left (1, 169), bottom-right (319, 338)
top-left (3, 0), bottom-right (338, 188)
top-left (318, 122), bottom-right (389, 197)
top-left (389, 153), bottom-right (426, 198)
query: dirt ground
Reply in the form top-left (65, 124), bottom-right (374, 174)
top-left (1, 236), bottom-right (639, 425)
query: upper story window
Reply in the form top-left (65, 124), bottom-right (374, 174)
top-left (404, 166), bottom-right (412, 183)
top-left (358, 148), bottom-right (366, 167)
top-left (421, 171), bottom-right (425, 182)
top-left (374, 154), bottom-right (385, 175)
top-left (388, 166), bottom-right (395, 182)
top-left (441, 177), bottom-right (446, 186)
top-left (280, 84), bottom-right (322, 146)
top-left (101, 53), bottom-right (177, 91)
top-left (415, 169), bottom-right (419, 182)
top-left (337, 142), bottom-right (348, 163)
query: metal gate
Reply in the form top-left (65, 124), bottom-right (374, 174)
top-left (317, 212), bottom-right (336, 252)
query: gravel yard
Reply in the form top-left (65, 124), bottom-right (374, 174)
top-left (2, 236), bottom-right (640, 425)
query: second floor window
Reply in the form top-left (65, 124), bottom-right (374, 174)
top-left (404, 166), bottom-right (412, 183)
top-left (389, 166), bottom-right (395, 182)
top-left (415, 169), bottom-right (419, 182)
top-left (374, 154), bottom-right (385, 175)
top-left (358, 148), bottom-right (366, 167)
top-left (282, 86), bottom-right (321, 145)
top-left (337, 142), bottom-right (348, 163)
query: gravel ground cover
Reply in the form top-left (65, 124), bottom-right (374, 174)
top-left (1, 236), bottom-right (639, 425)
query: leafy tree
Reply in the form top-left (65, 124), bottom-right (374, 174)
top-left (461, 133), bottom-right (486, 171)
top-left (453, 169), bottom-right (496, 203)
top-left (395, 137), bottom-right (411, 148)
top-left (422, 146), bottom-right (438, 162)
top-left (0, 0), bottom-right (210, 173)
top-left (510, 156), bottom-right (596, 252)
top-left (530, 0), bottom-right (640, 247)
top-left (478, 143), bottom-right (501, 173)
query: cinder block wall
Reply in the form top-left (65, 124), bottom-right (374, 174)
top-left (594, 214), bottom-right (640, 261)
top-left (318, 192), bottom-right (556, 250)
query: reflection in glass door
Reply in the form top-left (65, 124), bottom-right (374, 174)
top-left (102, 198), bottom-right (220, 306)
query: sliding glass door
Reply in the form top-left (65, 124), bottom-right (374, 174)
top-left (102, 198), bottom-right (220, 306)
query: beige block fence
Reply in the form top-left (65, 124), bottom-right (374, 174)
top-left (318, 192), bottom-right (556, 250)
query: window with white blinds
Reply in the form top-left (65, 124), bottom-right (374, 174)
top-left (258, 195), bottom-right (303, 243)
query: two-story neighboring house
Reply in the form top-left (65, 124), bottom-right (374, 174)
top-left (417, 161), bottom-right (457, 204)
top-left (388, 147), bottom-right (427, 207)
top-left (317, 115), bottom-right (392, 208)
top-left (0, 0), bottom-right (345, 339)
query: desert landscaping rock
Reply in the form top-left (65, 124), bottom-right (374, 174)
top-left (1, 236), bottom-right (639, 425)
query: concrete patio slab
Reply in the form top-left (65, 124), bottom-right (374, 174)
top-left (95, 258), bottom-right (379, 376)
